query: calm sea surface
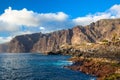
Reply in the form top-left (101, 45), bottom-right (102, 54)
top-left (0, 53), bottom-right (96, 80)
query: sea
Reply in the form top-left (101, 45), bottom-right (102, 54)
top-left (0, 53), bottom-right (96, 80)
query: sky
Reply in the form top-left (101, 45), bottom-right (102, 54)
top-left (0, 0), bottom-right (120, 43)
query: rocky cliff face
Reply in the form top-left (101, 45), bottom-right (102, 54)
top-left (32, 29), bottom-right (73, 53)
top-left (4, 19), bottom-right (120, 53)
top-left (7, 33), bottom-right (42, 53)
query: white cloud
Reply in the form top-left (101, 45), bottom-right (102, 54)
top-left (0, 7), bottom-right (40, 27)
top-left (39, 27), bottom-right (45, 30)
top-left (0, 4), bottom-right (120, 43)
top-left (0, 7), bottom-right (70, 43)
top-left (0, 21), bottom-right (18, 31)
top-left (14, 31), bottom-right (32, 36)
top-left (0, 4), bottom-right (120, 33)
top-left (0, 7), bottom-right (69, 32)
top-left (0, 36), bottom-right (12, 43)
top-left (109, 4), bottom-right (120, 18)
top-left (38, 12), bottom-right (68, 22)
top-left (73, 4), bottom-right (120, 26)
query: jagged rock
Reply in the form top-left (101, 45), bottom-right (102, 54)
top-left (7, 33), bottom-right (42, 53)
top-left (0, 18), bottom-right (120, 53)
top-left (67, 57), bottom-right (118, 80)
top-left (31, 29), bottom-right (73, 53)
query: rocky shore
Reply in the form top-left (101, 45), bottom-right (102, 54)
top-left (62, 39), bottom-right (120, 80)
top-left (66, 57), bottom-right (120, 80)
top-left (49, 44), bottom-right (120, 80)
top-left (0, 18), bottom-right (120, 80)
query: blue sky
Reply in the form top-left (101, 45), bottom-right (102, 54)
top-left (0, 0), bottom-right (120, 43)
top-left (0, 0), bottom-right (120, 17)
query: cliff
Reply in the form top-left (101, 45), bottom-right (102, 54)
top-left (1, 18), bottom-right (120, 79)
top-left (1, 18), bottom-right (120, 53)
top-left (7, 33), bottom-right (42, 53)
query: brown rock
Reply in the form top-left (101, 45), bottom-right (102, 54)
top-left (1, 18), bottom-right (120, 53)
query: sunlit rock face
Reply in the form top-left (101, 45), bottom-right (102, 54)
top-left (4, 19), bottom-right (120, 53)
top-left (31, 29), bottom-right (73, 53)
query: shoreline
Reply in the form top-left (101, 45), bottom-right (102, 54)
top-left (45, 52), bottom-right (120, 80)
top-left (66, 56), bottom-right (120, 80)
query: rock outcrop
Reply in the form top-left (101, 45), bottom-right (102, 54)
top-left (7, 33), bottom-right (42, 53)
top-left (32, 29), bottom-right (73, 53)
top-left (67, 57), bottom-right (120, 80)
top-left (0, 18), bottom-right (120, 53)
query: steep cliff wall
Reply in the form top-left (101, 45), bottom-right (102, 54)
top-left (5, 19), bottom-right (120, 53)
top-left (32, 29), bottom-right (73, 53)
top-left (7, 33), bottom-right (42, 52)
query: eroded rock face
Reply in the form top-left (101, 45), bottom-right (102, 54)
top-left (3, 19), bottom-right (120, 53)
top-left (71, 26), bottom-right (91, 45)
top-left (32, 29), bottom-right (73, 53)
top-left (7, 33), bottom-right (42, 53)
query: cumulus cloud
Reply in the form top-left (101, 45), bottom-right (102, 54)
top-left (0, 36), bottom-right (12, 43)
top-left (0, 4), bottom-right (120, 43)
top-left (0, 21), bottom-right (18, 31)
top-left (0, 7), bottom-right (70, 43)
top-left (110, 4), bottom-right (120, 18)
top-left (73, 4), bottom-right (120, 26)
top-left (0, 7), bottom-right (69, 32)
top-left (39, 27), bottom-right (45, 31)
top-left (38, 12), bottom-right (68, 22)
top-left (0, 7), bottom-right (40, 29)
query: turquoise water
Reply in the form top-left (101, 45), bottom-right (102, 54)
top-left (0, 53), bottom-right (96, 80)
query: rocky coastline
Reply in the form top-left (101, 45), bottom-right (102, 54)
top-left (0, 19), bottom-right (120, 80)
top-left (66, 57), bottom-right (120, 80)
top-left (0, 19), bottom-right (120, 53)
top-left (55, 39), bottom-right (120, 80)
top-left (48, 46), bottom-right (120, 80)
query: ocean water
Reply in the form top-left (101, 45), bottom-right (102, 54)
top-left (0, 53), bottom-right (96, 80)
